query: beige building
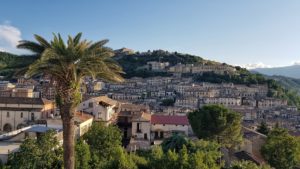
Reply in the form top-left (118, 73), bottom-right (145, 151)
top-left (150, 114), bottom-right (189, 144)
top-left (78, 96), bottom-right (120, 124)
top-left (129, 112), bottom-right (152, 150)
top-left (147, 61), bottom-right (169, 71)
top-left (175, 97), bottom-right (199, 108)
top-left (128, 114), bottom-right (190, 149)
top-left (201, 97), bottom-right (241, 107)
top-left (0, 97), bottom-right (55, 132)
top-left (168, 63), bottom-right (236, 74)
top-left (257, 98), bottom-right (287, 108)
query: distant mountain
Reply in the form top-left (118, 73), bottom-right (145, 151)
top-left (252, 65), bottom-right (300, 79)
top-left (264, 75), bottom-right (300, 94)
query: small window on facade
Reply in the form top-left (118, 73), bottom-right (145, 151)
top-left (6, 112), bottom-right (9, 118)
top-left (20, 112), bottom-right (23, 118)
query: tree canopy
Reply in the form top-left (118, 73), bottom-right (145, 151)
top-left (16, 33), bottom-right (125, 169)
top-left (261, 127), bottom-right (300, 169)
top-left (188, 104), bottom-right (242, 149)
top-left (7, 130), bottom-right (63, 169)
top-left (228, 160), bottom-right (271, 169)
top-left (256, 121), bottom-right (269, 135)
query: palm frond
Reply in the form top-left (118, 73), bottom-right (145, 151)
top-left (17, 40), bottom-right (45, 54)
top-left (22, 32), bottom-right (124, 87)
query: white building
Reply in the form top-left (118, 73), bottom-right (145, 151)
top-left (150, 114), bottom-right (189, 144)
top-left (78, 96), bottom-right (120, 124)
top-left (128, 114), bottom-right (190, 149)
top-left (201, 97), bottom-right (242, 107)
top-left (147, 61), bottom-right (169, 71)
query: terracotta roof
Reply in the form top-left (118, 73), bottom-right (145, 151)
top-left (0, 97), bottom-right (45, 105)
top-left (75, 112), bottom-right (93, 122)
top-left (151, 115), bottom-right (189, 125)
top-left (82, 95), bottom-right (118, 106)
top-left (132, 112), bottom-right (151, 122)
top-left (234, 151), bottom-right (264, 165)
top-left (97, 96), bottom-right (118, 106)
top-left (42, 98), bottom-right (54, 105)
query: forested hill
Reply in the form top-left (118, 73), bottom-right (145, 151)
top-left (263, 75), bottom-right (300, 94)
top-left (114, 49), bottom-right (236, 78)
top-left (0, 52), bottom-right (36, 79)
top-left (2, 49), bottom-right (300, 108)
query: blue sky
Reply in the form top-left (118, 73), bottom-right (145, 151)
top-left (1, 0), bottom-right (300, 68)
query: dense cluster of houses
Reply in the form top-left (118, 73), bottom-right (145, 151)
top-left (0, 61), bottom-right (299, 164)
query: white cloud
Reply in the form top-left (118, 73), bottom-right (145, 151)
top-left (0, 22), bottom-right (27, 54)
top-left (291, 61), bottom-right (300, 66)
top-left (240, 62), bottom-right (273, 70)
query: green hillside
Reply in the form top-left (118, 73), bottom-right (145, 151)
top-left (2, 49), bottom-right (300, 108)
top-left (266, 75), bottom-right (300, 94)
top-left (114, 49), bottom-right (235, 78)
top-left (0, 52), bottom-right (36, 79)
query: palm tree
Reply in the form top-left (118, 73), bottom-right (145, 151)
top-left (17, 33), bottom-right (124, 169)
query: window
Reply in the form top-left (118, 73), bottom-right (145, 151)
top-left (160, 131), bottom-right (164, 139)
top-left (20, 112), bottom-right (23, 118)
top-left (154, 131), bottom-right (159, 139)
top-left (31, 113), bottom-right (35, 121)
top-left (6, 112), bottom-right (9, 118)
top-left (88, 102), bottom-right (93, 108)
top-left (137, 123), bottom-right (141, 133)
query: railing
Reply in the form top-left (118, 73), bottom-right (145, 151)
top-left (0, 124), bottom-right (46, 140)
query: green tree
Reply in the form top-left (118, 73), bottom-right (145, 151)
top-left (83, 122), bottom-right (124, 168)
top-left (130, 153), bottom-right (149, 169)
top-left (189, 140), bottom-right (223, 168)
top-left (18, 33), bottom-right (124, 169)
top-left (7, 130), bottom-right (63, 169)
top-left (140, 140), bottom-right (223, 169)
top-left (108, 146), bottom-right (137, 169)
top-left (148, 146), bottom-right (164, 169)
top-left (161, 133), bottom-right (188, 152)
top-left (75, 139), bottom-right (90, 169)
top-left (188, 150), bottom-right (209, 169)
top-left (84, 123), bottom-right (122, 159)
top-left (261, 127), bottom-right (300, 169)
top-left (188, 105), bottom-right (242, 149)
top-left (178, 145), bottom-right (189, 169)
top-left (160, 99), bottom-right (175, 106)
top-left (164, 150), bottom-right (179, 169)
top-left (228, 160), bottom-right (271, 169)
top-left (256, 121), bottom-right (269, 135)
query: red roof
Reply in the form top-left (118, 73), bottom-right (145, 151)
top-left (151, 115), bottom-right (189, 125)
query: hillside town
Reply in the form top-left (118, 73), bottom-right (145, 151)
top-left (0, 60), bottom-right (299, 165)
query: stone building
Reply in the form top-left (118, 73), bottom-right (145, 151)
top-left (0, 97), bottom-right (55, 132)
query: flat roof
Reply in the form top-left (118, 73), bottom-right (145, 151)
top-left (0, 142), bottom-right (20, 155)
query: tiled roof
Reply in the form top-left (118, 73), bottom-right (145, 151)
top-left (0, 97), bottom-right (45, 105)
top-left (234, 151), bottom-right (263, 165)
top-left (75, 112), bottom-right (93, 122)
top-left (0, 107), bottom-right (42, 111)
top-left (97, 96), bottom-right (118, 106)
top-left (151, 115), bottom-right (189, 125)
top-left (132, 112), bottom-right (151, 122)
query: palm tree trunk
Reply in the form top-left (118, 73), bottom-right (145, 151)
top-left (61, 103), bottom-right (76, 169)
